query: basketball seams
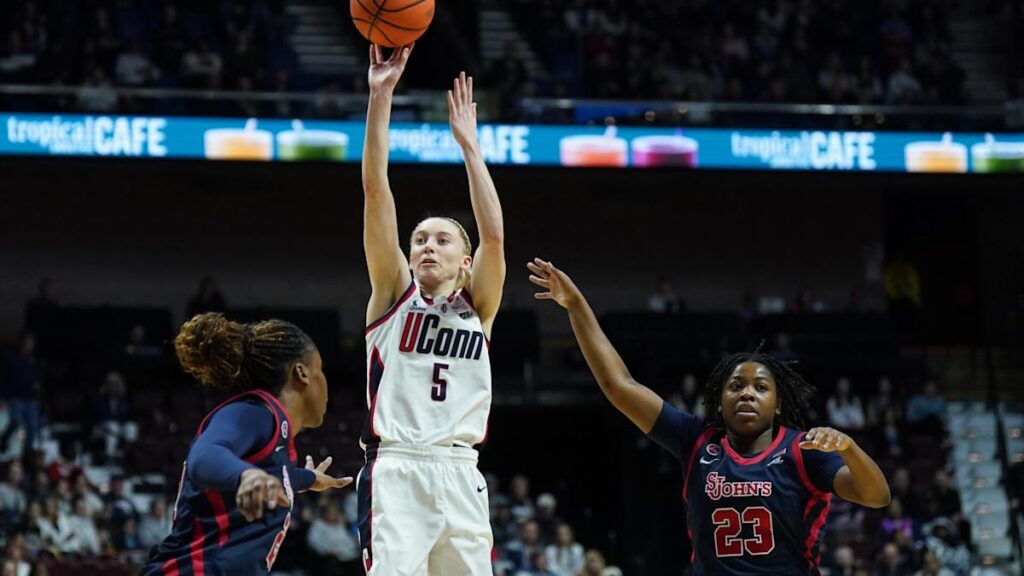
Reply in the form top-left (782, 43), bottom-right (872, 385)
top-left (353, 0), bottom-right (432, 46)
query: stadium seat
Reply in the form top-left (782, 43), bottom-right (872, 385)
top-left (970, 511), bottom-right (1011, 541)
top-left (947, 401), bottom-right (987, 415)
top-left (1001, 413), bottom-right (1023, 439)
top-left (954, 461), bottom-right (1003, 489)
top-left (977, 537), bottom-right (1015, 562)
top-left (949, 413), bottom-right (998, 439)
top-left (1006, 438), bottom-right (1024, 464)
top-left (952, 437), bottom-right (998, 463)
top-left (961, 488), bottom-right (1010, 516)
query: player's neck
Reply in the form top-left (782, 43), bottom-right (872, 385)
top-left (418, 280), bottom-right (459, 300)
top-left (726, 425), bottom-right (775, 455)
top-left (277, 389), bottom-right (305, 433)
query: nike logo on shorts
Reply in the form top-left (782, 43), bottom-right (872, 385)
top-left (476, 485), bottom-right (486, 493)
top-left (700, 457), bottom-right (719, 465)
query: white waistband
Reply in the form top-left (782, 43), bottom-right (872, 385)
top-left (373, 442), bottom-right (479, 464)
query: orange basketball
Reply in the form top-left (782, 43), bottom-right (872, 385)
top-left (350, 0), bottom-right (435, 48)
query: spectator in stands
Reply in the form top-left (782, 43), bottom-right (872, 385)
top-left (769, 332), bottom-right (800, 363)
top-left (306, 500), bottom-right (360, 575)
top-left (921, 517), bottom-right (969, 576)
top-left (873, 541), bottom-right (909, 576)
top-left (921, 470), bottom-right (961, 523)
top-left (827, 377), bottom-right (866, 431)
top-left (579, 549), bottom-right (619, 576)
top-left (2, 533), bottom-right (31, 576)
top-left (0, 462), bottom-right (27, 531)
top-left (75, 65), bottom-right (118, 112)
top-left (874, 406), bottom-right (905, 458)
top-left (492, 502), bottom-right (517, 547)
top-left (70, 473), bottom-right (103, 520)
top-left (509, 474), bottom-right (534, 523)
top-left (647, 276), bottom-right (684, 314)
top-left (23, 278), bottom-right (58, 345)
top-left (486, 473), bottom-right (510, 515)
top-left (185, 276), bottom-right (228, 319)
top-left (68, 496), bottom-right (101, 555)
top-left (36, 495), bottom-right (75, 554)
top-left (545, 523), bottom-right (584, 576)
top-left (115, 516), bottom-right (142, 553)
top-left (503, 520), bottom-right (544, 572)
top-left (521, 550), bottom-right (557, 576)
top-left (180, 41), bottom-right (223, 89)
top-left (103, 476), bottom-right (138, 529)
top-left (888, 467), bottom-right (920, 518)
top-left (905, 380), bottom-right (946, 429)
top-left (827, 496), bottom-right (866, 542)
top-left (0, 405), bottom-right (24, 464)
top-left (314, 79), bottom-right (347, 119)
top-left (534, 493), bottom-right (562, 544)
top-left (887, 57), bottom-right (923, 104)
top-left (914, 549), bottom-right (955, 576)
top-left (138, 498), bottom-right (170, 551)
top-left (1, 333), bottom-right (42, 451)
top-left (866, 377), bottom-right (898, 428)
top-left (114, 41), bottom-right (160, 87)
top-left (827, 544), bottom-right (859, 576)
top-left (669, 373), bottom-right (706, 420)
top-left (90, 371), bottom-right (137, 464)
top-left (879, 496), bottom-right (914, 544)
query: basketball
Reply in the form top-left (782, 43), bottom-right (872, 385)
top-left (350, 0), bottom-right (435, 48)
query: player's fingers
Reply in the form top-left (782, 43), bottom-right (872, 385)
top-left (805, 428), bottom-right (819, 441)
top-left (374, 44), bottom-right (383, 65)
top-left (447, 90), bottom-right (456, 114)
top-left (335, 476), bottom-right (354, 489)
top-left (265, 480), bottom-right (281, 510)
top-left (467, 75), bottom-right (474, 105)
top-left (534, 292), bottom-right (554, 300)
top-left (239, 487), bottom-right (256, 521)
top-left (528, 275), bottom-right (550, 287)
top-left (306, 455), bottom-right (314, 470)
top-left (316, 456), bottom-right (333, 474)
top-left (526, 261), bottom-right (547, 275)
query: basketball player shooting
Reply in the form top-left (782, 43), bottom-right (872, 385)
top-left (528, 259), bottom-right (890, 575)
top-left (357, 44), bottom-right (506, 575)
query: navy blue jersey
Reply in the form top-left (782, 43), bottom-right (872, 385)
top-left (142, 389), bottom-right (313, 576)
top-left (649, 402), bottom-right (845, 576)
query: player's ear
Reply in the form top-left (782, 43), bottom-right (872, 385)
top-left (293, 362), bottom-right (310, 385)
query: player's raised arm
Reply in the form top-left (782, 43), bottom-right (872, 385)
top-left (529, 259), bottom-right (663, 433)
top-left (363, 43), bottom-right (414, 324)
top-left (449, 72), bottom-right (505, 332)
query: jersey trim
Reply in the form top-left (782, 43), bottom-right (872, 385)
top-left (682, 427), bottom-right (719, 504)
top-left (721, 426), bottom-right (788, 465)
top-left (793, 433), bottom-right (832, 573)
top-left (791, 433), bottom-right (830, 497)
top-left (206, 491), bottom-right (230, 547)
top-left (251, 389), bottom-right (297, 462)
top-left (366, 282), bottom-right (417, 334)
top-left (367, 347), bottom-right (384, 444)
top-left (189, 517), bottom-right (205, 575)
top-left (161, 558), bottom-right (179, 576)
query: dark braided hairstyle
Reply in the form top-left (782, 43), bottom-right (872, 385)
top-left (702, 352), bottom-right (816, 430)
top-left (174, 313), bottom-right (315, 394)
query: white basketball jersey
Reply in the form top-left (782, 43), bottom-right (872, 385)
top-left (362, 282), bottom-right (492, 449)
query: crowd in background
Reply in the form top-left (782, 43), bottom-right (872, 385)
top-left (2, 274), bottom-right (1020, 575)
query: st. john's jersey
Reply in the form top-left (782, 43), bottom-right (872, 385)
top-left (650, 402), bottom-right (845, 576)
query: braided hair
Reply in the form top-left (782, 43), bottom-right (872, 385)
top-left (702, 352), bottom-right (816, 430)
top-left (174, 313), bottom-right (315, 394)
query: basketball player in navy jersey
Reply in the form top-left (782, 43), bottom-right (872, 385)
top-left (528, 259), bottom-right (890, 575)
top-left (358, 44), bottom-right (505, 574)
top-left (142, 313), bottom-right (353, 575)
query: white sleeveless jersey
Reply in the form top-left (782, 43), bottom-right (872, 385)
top-left (362, 282), bottom-right (492, 449)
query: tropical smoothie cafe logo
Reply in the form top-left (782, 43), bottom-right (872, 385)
top-left (730, 130), bottom-right (877, 170)
top-left (389, 124), bottom-right (530, 164)
top-left (5, 115), bottom-right (168, 156)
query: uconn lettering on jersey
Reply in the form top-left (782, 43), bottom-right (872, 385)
top-left (398, 312), bottom-right (485, 360)
top-left (704, 472), bottom-right (774, 500)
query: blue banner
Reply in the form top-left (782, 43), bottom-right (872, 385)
top-left (2, 113), bottom-right (1023, 173)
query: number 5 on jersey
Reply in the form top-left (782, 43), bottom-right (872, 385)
top-left (432, 363), bottom-right (449, 402)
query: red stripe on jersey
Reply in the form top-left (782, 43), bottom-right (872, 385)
top-left (682, 427), bottom-right (719, 503)
top-left (206, 491), bottom-right (230, 547)
top-left (253, 389), bottom-right (297, 462)
top-left (190, 517), bottom-right (205, 575)
top-left (722, 426), bottom-right (788, 465)
top-left (791, 434), bottom-right (830, 497)
top-left (366, 282), bottom-right (417, 334)
top-left (162, 558), bottom-right (179, 576)
top-left (243, 392), bottom-right (282, 464)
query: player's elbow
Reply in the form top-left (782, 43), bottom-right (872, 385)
top-left (861, 486), bottom-right (892, 509)
top-left (479, 227), bottom-right (505, 246)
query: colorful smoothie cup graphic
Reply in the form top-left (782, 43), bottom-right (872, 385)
top-left (204, 119), bottom-right (273, 161)
top-left (904, 133), bottom-right (967, 173)
top-left (277, 120), bottom-right (349, 162)
top-left (972, 134), bottom-right (1024, 173)
top-left (631, 134), bottom-right (699, 168)
top-left (559, 127), bottom-right (629, 167)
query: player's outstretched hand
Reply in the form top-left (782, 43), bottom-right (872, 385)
top-left (528, 258), bottom-right (583, 310)
top-left (448, 71), bottom-right (477, 149)
top-left (305, 455), bottom-right (354, 492)
top-left (799, 427), bottom-right (852, 453)
top-left (237, 468), bottom-right (291, 522)
top-left (368, 43), bottom-right (414, 94)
